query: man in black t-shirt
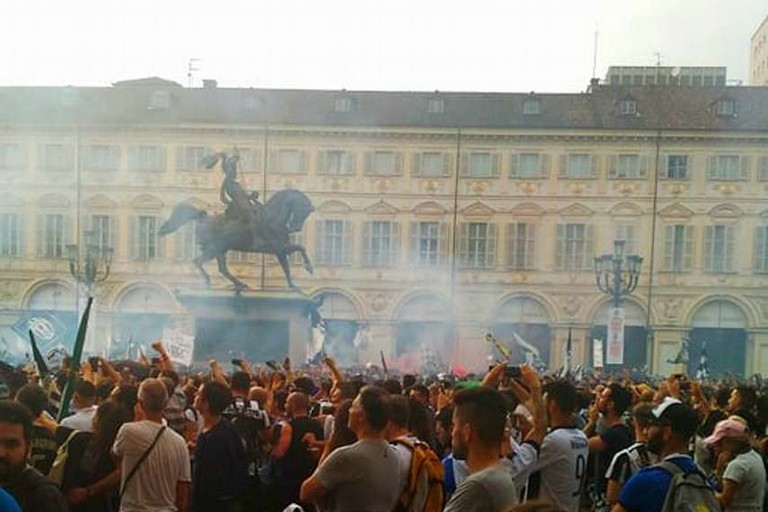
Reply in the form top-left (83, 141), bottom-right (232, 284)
top-left (14, 384), bottom-right (59, 475)
top-left (584, 383), bottom-right (633, 512)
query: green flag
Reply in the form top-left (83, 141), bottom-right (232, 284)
top-left (27, 329), bottom-right (49, 379)
top-left (57, 297), bottom-right (93, 421)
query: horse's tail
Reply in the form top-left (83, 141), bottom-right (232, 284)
top-left (158, 202), bottom-right (206, 236)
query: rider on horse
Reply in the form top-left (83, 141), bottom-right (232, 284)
top-left (217, 153), bottom-right (265, 235)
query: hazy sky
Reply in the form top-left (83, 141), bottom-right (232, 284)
top-left (2, 0), bottom-right (765, 92)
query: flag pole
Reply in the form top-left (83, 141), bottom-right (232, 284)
top-left (57, 296), bottom-right (93, 421)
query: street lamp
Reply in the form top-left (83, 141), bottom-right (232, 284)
top-left (67, 230), bottom-right (113, 296)
top-left (594, 240), bottom-right (643, 307)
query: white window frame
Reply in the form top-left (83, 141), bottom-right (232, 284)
top-left (412, 221), bottom-right (441, 267)
top-left (41, 144), bottom-right (73, 172)
top-left (316, 219), bottom-right (349, 266)
top-left (703, 224), bottom-right (735, 274)
top-left (372, 151), bottom-right (397, 175)
top-left (129, 145), bottom-right (166, 172)
top-left (611, 154), bottom-right (643, 179)
top-left (177, 146), bottom-right (208, 172)
top-left (617, 100), bottom-right (637, 115)
top-left (41, 214), bottom-right (66, 259)
top-left (460, 222), bottom-right (496, 269)
top-left (275, 149), bottom-right (304, 174)
top-left (321, 150), bottom-right (353, 176)
top-left (663, 224), bottom-right (694, 272)
top-left (84, 145), bottom-right (120, 172)
top-left (709, 155), bottom-right (746, 181)
top-left (715, 100), bottom-right (735, 117)
top-left (518, 153), bottom-right (541, 178)
top-left (0, 213), bottom-right (21, 257)
top-left (363, 221), bottom-right (396, 267)
top-left (522, 99), bottom-right (541, 115)
top-left (468, 152), bottom-right (493, 177)
top-left (754, 226), bottom-right (768, 273)
top-left (665, 155), bottom-right (689, 180)
top-left (136, 215), bottom-right (159, 261)
top-left (556, 223), bottom-right (593, 270)
top-left (565, 154), bottom-right (594, 179)
top-left (0, 144), bottom-right (24, 171)
top-left (506, 222), bottom-right (535, 270)
top-left (334, 97), bottom-right (353, 113)
top-left (427, 98), bottom-right (444, 114)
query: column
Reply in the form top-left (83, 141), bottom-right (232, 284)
top-left (747, 329), bottom-right (768, 376)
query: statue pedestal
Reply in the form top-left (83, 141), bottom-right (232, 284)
top-left (176, 289), bottom-right (314, 365)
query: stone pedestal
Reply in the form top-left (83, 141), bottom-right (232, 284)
top-left (176, 289), bottom-right (315, 364)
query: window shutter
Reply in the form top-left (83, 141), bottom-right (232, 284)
top-left (343, 220), bottom-right (353, 265)
top-left (661, 154), bottom-right (669, 178)
top-left (526, 223), bottom-right (536, 269)
top-left (62, 215), bottom-right (72, 258)
top-left (442, 153), bottom-right (454, 177)
top-left (315, 220), bottom-right (325, 265)
top-left (703, 226), bottom-right (713, 271)
top-left (663, 226), bottom-right (674, 271)
top-left (412, 153), bottom-right (422, 177)
top-left (155, 217), bottom-right (165, 259)
top-left (299, 150), bottom-right (307, 173)
top-left (439, 222), bottom-right (450, 265)
top-left (14, 214), bottom-right (22, 257)
top-left (362, 221), bottom-right (372, 266)
top-left (638, 155), bottom-right (648, 178)
top-left (608, 155), bottom-right (618, 178)
top-left (490, 153), bottom-right (500, 177)
top-left (707, 156), bottom-right (716, 179)
top-left (486, 223), bottom-right (497, 268)
top-left (317, 151), bottom-right (327, 175)
top-left (540, 154), bottom-right (551, 178)
top-left (725, 225), bottom-right (735, 272)
top-left (740, 156), bottom-right (751, 180)
top-left (458, 223), bottom-right (468, 266)
top-left (509, 152), bottom-right (519, 178)
top-left (364, 151), bottom-right (374, 176)
top-left (391, 221), bottom-right (401, 266)
top-left (505, 223), bottom-right (514, 267)
top-left (175, 147), bottom-right (184, 171)
top-left (109, 215), bottom-right (117, 253)
top-left (585, 225), bottom-right (595, 269)
top-left (269, 150), bottom-right (279, 173)
top-left (459, 154), bottom-right (469, 176)
top-left (683, 225), bottom-right (694, 271)
top-left (344, 152), bottom-right (355, 175)
top-left (394, 153), bottom-right (404, 176)
top-left (130, 217), bottom-right (138, 261)
top-left (559, 155), bottom-right (568, 178)
top-left (36, 214), bottom-right (44, 258)
top-left (756, 227), bottom-right (767, 272)
top-left (409, 222), bottom-right (419, 263)
top-left (556, 224), bottom-right (565, 269)
top-left (590, 155), bottom-right (599, 178)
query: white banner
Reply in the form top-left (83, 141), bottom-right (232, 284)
top-left (163, 328), bottom-right (195, 367)
top-left (593, 338), bottom-right (604, 368)
top-left (606, 307), bottom-right (625, 365)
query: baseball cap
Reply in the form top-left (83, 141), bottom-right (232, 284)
top-left (650, 397), bottom-right (698, 439)
top-left (703, 418), bottom-right (749, 445)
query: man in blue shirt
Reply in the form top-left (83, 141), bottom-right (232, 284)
top-left (611, 398), bottom-right (701, 512)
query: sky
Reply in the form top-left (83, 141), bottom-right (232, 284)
top-left (0, 0), bottom-right (765, 92)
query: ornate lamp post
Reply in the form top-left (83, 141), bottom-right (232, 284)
top-left (594, 240), bottom-right (643, 307)
top-left (67, 230), bottom-right (113, 296)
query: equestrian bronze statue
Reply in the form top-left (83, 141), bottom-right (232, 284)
top-left (159, 152), bottom-right (314, 290)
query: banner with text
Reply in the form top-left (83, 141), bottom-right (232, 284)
top-left (606, 307), bottom-right (625, 365)
top-left (163, 328), bottom-right (195, 367)
top-left (593, 338), bottom-right (604, 368)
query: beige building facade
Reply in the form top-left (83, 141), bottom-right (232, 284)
top-left (751, 16), bottom-right (768, 86)
top-left (1, 81), bottom-right (767, 377)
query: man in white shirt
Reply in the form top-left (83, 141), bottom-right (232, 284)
top-left (60, 379), bottom-right (97, 432)
top-left (113, 378), bottom-right (191, 512)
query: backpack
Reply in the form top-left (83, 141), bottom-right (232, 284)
top-left (656, 460), bottom-right (720, 512)
top-left (391, 438), bottom-right (445, 512)
top-left (224, 398), bottom-right (269, 478)
top-left (48, 430), bottom-right (79, 487)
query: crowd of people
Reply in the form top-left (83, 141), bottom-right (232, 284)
top-left (0, 340), bottom-right (766, 512)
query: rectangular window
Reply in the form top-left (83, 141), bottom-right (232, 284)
top-left (506, 223), bottom-right (535, 270)
top-left (614, 224), bottom-right (636, 255)
top-left (715, 100), bottom-right (735, 116)
top-left (372, 151), bottom-right (397, 175)
top-left (0, 214), bottom-right (21, 257)
top-left (334, 97), bottom-right (352, 113)
top-left (666, 155), bottom-right (689, 180)
top-left (610, 154), bottom-right (645, 179)
top-left (176, 146), bottom-right (208, 171)
top-left (316, 220), bottom-right (350, 265)
top-left (41, 214), bottom-right (65, 259)
top-left (275, 149), bottom-right (305, 174)
top-left (617, 100), bottom-right (637, 115)
top-left (522, 99), bottom-right (541, 115)
top-left (136, 216), bottom-right (158, 261)
top-left (755, 227), bottom-right (768, 273)
top-left (517, 153), bottom-right (541, 178)
top-left (236, 148), bottom-right (260, 173)
top-left (320, 150), bottom-right (354, 175)
top-left (703, 225), bottom-right (735, 273)
top-left (556, 223), bottom-right (594, 270)
top-left (663, 225), bottom-right (694, 272)
top-left (128, 146), bottom-right (166, 172)
top-left (427, 98), bottom-right (444, 114)
top-left (419, 152), bottom-right (444, 177)
top-left (563, 154), bottom-right (595, 179)
top-left (708, 155), bottom-right (748, 181)
top-left (0, 144), bottom-right (24, 171)
top-left (41, 144), bottom-right (73, 171)
top-left (363, 221), bottom-right (397, 266)
top-left (88, 215), bottom-right (113, 254)
top-left (468, 152), bottom-right (492, 177)
top-left (411, 221), bottom-right (442, 266)
top-left (83, 145), bottom-right (120, 171)
top-left (176, 221), bottom-right (197, 262)
top-left (759, 157), bottom-right (768, 181)
top-left (459, 222), bottom-right (496, 268)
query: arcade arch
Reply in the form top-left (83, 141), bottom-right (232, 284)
top-left (110, 282), bottom-right (177, 354)
top-left (588, 299), bottom-right (649, 371)
top-left (313, 290), bottom-right (361, 367)
top-left (688, 298), bottom-right (749, 377)
top-left (393, 292), bottom-right (453, 373)
top-left (490, 295), bottom-right (553, 367)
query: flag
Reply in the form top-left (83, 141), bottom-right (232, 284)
top-left (58, 297), bottom-right (93, 421)
top-left (380, 350), bottom-right (388, 378)
top-left (28, 330), bottom-right (49, 379)
top-left (696, 340), bottom-right (709, 380)
top-left (565, 327), bottom-right (573, 376)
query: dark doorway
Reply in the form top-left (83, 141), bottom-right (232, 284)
top-left (194, 319), bottom-right (289, 363)
top-left (687, 328), bottom-right (746, 378)
top-left (323, 319), bottom-right (358, 367)
top-left (395, 321), bottom-right (454, 373)
top-left (112, 313), bottom-right (170, 358)
top-left (490, 323), bottom-right (551, 368)
top-left (589, 325), bottom-right (648, 373)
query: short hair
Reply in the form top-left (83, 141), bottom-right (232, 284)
top-left (358, 386), bottom-right (390, 432)
top-left (453, 387), bottom-right (507, 449)
top-left (293, 377), bottom-right (315, 396)
top-left (608, 383), bottom-right (632, 415)
top-left (631, 402), bottom-right (655, 428)
top-left (410, 384), bottom-right (429, 400)
top-left (74, 379), bottom-right (96, 400)
top-left (715, 387), bottom-right (731, 409)
top-left (15, 384), bottom-right (48, 417)
top-left (231, 371), bottom-right (251, 393)
top-left (388, 394), bottom-right (409, 428)
top-left (402, 374), bottom-right (417, 389)
top-left (138, 379), bottom-right (168, 413)
top-left (735, 386), bottom-right (757, 410)
top-left (436, 405), bottom-right (454, 431)
top-left (201, 381), bottom-right (233, 415)
top-left (544, 380), bottom-right (578, 415)
top-left (288, 392), bottom-right (309, 413)
top-left (381, 379), bottom-right (402, 396)
top-left (0, 400), bottom-right (34, 442)
top-left (159, 370), bottom-right (180, 387)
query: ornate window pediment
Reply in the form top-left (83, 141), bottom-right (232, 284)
top-left (85, 194), bottom-right (116, 210)
top-left (131, 194), bottom-right (163, 210)
top-left (316, 200), bottom-right (352, 213)
top-left (558, 203), bottom-right (594, 218)
top-left (509, 202), bottom-right (545, 217)
top-left (38, 193), bottom-right (70, 208)
top-left (709, 203), bottom-right (743, 219)
top-left (412, 201), bottom-right (448, 216)
top-left (461, 201), bottom-right (495, 218)
top-left (0, 193), bottom-right (24, 207)
top-left (609, 202), bottom-right (643, 217)
top-left (658, 203), bottom-right (694, 219)
top-left (364, 200), bottom-right (398, 215)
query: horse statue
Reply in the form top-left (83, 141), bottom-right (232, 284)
top-left (158, 188), bottom-right (315, 290)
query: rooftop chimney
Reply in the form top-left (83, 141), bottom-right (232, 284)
top-left (203, 79), bottom-right (218, 90)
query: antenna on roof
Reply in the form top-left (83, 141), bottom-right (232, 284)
top-left (592, 30), bottom-right (599, 79)
top-left (187, 58), bottom-right (201, 88)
